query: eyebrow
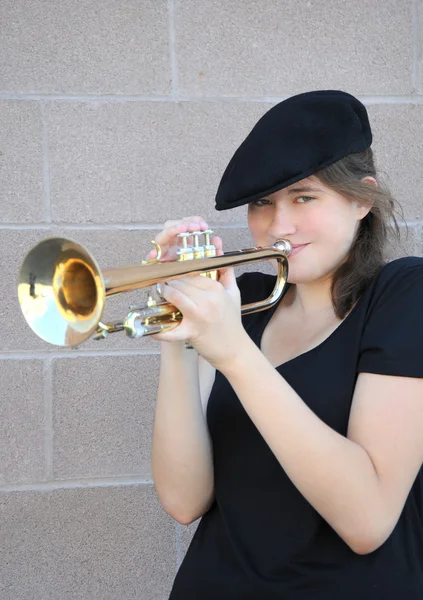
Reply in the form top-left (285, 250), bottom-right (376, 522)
top-left (286, 186), bottom-right (324, 194)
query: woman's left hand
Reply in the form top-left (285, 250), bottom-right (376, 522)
top-left (151, 266), bottom-right (248, 370)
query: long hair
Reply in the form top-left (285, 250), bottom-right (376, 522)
top-left (315, 148), bottom-right (403, 318)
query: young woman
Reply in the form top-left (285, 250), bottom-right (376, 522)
top-left (150, 91), bottom-right (423, 599)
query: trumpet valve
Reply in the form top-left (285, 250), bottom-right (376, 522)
top-left (176, 229), bottom-right (217, 278)
top-left (176, 229), bottom-right (216, 261)
top-left (202, 229), bottom-right (216, 258)
top-left (192, 231), bottom-right (205, 259)
top-left (176, 232), bottom-right (194, 261)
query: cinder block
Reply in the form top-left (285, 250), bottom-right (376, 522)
top-left (46, 101), bottom-right (269, 225)
top-left (175, 0), bottom-right (413, 97)
top-left (52, 354), bottom-right (159, 479)
top-left (0, 359), bottom-right (45, 485)
top-left (385, 223), bottom-right (420, 261)
top-left (0, 0), bottom-right (171, 95)
top-left (418, 3), bottom-right (423, 93)
top-left (0, 101), bottom-right (44, 223)
top-left (0, 485), bottom-right (176, 599)
top-left (367, 103), bottom-right (423, 221)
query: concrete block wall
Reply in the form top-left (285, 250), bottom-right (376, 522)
top-left (1, 1), bottom-right (422, 598)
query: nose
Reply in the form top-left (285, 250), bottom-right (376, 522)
top-left (267, 205), bottom-right (297, 239)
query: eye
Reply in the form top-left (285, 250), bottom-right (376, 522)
top-left (251, 198), bottom-right (272, 207)
top-left (295, 196), bottom-right (315, 204)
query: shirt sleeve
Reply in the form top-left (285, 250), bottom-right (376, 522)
top-left (357, 259), bottom-right (423, 378)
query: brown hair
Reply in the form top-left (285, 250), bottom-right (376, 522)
top-left (315, 148), bottom-right (404, 319)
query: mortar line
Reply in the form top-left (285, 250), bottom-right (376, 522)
top-left (412, 0), bottom-right (422, 92)
top-left (40, 102), bottom-right (51, 222)
top-left (0, 223), bottom-right (251, 230)
top-left (1, 220), bottom-right (421, 231)
top-left (0, 476), bottom-right (154, 493)
top-left (44, 356), bottom-right (53, 480)
top-left (0, 349), bottom-right (161, 359)
top-left (1, 93), bottom-right (423, 104)
top-left (168, 0), bottom-right (179, 98)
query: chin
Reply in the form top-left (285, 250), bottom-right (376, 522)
top-left (286, 264), bottom-right (322, 285)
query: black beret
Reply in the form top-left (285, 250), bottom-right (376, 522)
top-left (214, 90), bottom-right (372, 211)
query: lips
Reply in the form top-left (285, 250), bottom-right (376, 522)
top-left (289, 243), bottom-right (309, 256)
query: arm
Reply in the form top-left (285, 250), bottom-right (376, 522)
top-left (220, 334), bottom-right (423, 555)
top-left (151, 342), bottom-right (216, 525)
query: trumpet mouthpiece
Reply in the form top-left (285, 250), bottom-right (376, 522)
top-left (273, 240), bottom-right (292, 255)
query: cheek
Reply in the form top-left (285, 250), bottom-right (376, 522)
top-left (297, 209), bottom-right (330, 240)
top-left (311, 207), bottom-right (356, 242)
top-left (247, 212), bottom-right (267, 240)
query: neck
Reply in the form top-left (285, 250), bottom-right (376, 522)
top-left (284, 278), bottom-right (336, 321)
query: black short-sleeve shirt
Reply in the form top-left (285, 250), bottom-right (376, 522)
top-left (169, 257), bottom-right (423, 600)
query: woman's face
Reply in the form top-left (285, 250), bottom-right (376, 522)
top-left (247, 175), bottom-right (371, 285)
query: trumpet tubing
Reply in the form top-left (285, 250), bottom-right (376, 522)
top-left (17, 231), bottom-right (291, 348)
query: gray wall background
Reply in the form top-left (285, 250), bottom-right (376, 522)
top-left (1, 1), bottom-right (423, 598)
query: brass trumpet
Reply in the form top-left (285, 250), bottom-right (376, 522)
top-left (17, 230), bottom-right (291, 348)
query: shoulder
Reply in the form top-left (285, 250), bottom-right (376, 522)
top-left (378, 256), bottom-right (423, 278)
top-left (357, 256), bottom-right (423, 378)
top-left (366, 256), bottom-right (423, 310)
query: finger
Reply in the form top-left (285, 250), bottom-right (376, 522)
top-left (151, 321), bottom-right (193, 343)
top-left (161, 217), bottom-right (210, 242)
top-left (144, 225), bottom-right (191, 260)
top-left (160, 281), bottom-right (200, 313)
top-left (163, 279), bottom-right (208, 306)
top-left (210, 235), bottom-right (223, 256)
top-left (216, 266), bottom-right (238, 293)
top-left (161, 218), bottom-right (209, 240)
top-left (167, 274), bottom-right (220, 293)
top-left (148, 219), bottom-right (210, 260)
top-left (153, 223), bottom-right (189, 251)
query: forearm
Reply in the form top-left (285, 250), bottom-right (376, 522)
top-left (220, 336), bottom-right (385, 554)
top-left (151, 342), bottom-right (214, 524)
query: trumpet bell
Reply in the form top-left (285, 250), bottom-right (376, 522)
top-left (18, 238), bottom-right (105, 347)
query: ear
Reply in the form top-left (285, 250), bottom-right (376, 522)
top-left (361, 176), bottom-right (378, 187)
top-left (356, 176), bottom-right (377, 220)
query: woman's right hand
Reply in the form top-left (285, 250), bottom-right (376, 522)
top-left (145, 216), bottom-right (223, 262)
